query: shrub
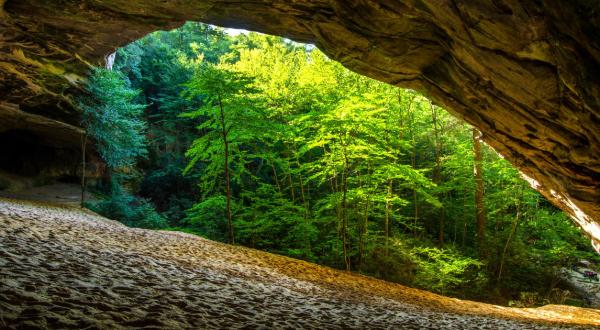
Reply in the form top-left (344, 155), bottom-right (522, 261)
top-left (88, 183), bottom-right (167, 229)
top-left (409, 246), bottom-right (485, 296)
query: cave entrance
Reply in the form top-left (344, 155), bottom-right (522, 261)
top-left (74, 22), bottom-right (599, 306)
top-left (0, 128), bottom-right (84, 190)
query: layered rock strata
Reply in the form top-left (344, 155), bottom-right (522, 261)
top-left (1, 1), bottom-right (599, 248)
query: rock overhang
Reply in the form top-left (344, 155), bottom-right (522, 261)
top-left (1, 0), bottom-right (599, 250)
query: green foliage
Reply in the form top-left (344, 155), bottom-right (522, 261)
top-left (185, 195), bottom-right (229, 241)
top-left (109, 23), bottom-right (232, 227)
top-left (82, 22), bottom-right (600, 306)
top-left (80, 68), bottom-right (147, 169)
top-left (80, 67), bottom-right (158, 230)
top-left (181, 62), bottom-right (267, 187)
top-left (138, 163), bottom-right (196, 225)
top-left (410, 245), bottom-right (484, 295)
top-left (360, 243), bottom-right (418, 285)
top-left (237, 183), bottom-right (317, 260)
top-left (88, 180), bottom-right (167, 229)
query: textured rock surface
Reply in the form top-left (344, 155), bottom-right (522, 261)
top-left (0, 1), bottom-right (599, 247)
top-left (560, 267), bottom-right (600, 308)
top-left (0, 102), bottom-right (83, 148)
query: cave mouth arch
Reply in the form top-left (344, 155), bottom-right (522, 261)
top-left (1, 1), bottom-right (599, 249)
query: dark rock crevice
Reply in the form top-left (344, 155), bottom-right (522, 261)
top-left (0, 102), bottom-right (102, 185)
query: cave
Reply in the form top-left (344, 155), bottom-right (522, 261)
top-left (1, 1), bottom-right (600, 327)
top-left (0, 129), bottom-right (78, 179)
top-left (0, 1), bottom-right (599, 249)
top-left (0, 102), bottom-right (105, 192)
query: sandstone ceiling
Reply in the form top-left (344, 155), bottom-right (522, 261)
top-left (0, 0), bottom-right (599, 250)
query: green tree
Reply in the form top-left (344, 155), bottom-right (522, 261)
top-left (473, 128), bottom-right (487, 256)
top-left (183, 62), bottom-right (267, 244)
top-left (80, 68), bottom-right (147, 169)
top-left (79, 68), bottom-right (147, 205)
top-left (91, 24), bottom-right (600, 305)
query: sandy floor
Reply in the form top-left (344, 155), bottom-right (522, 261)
top-left (1, 198), bottom-right (599, 329)
top-left (0, 182), bottom-right (95, 206)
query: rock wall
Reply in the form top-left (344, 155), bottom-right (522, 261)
top-left (0, 0), bottom-right (599, 248)
top-left (0, 102), bottom-right (103, 184)
top-left (560, 267), bottom-right (600, 308)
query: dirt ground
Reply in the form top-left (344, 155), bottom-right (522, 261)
top-left (1, 197), bottom-right (599, 329)
top-left (0, 182), bottom-right (95, 206)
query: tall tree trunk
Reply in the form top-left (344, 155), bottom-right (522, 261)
top-left (430, 102), bottom-right (445, 244)
top-left (305, 154), bottom-right (312, 212)
top-left (341, 139), bottom-right (350, 271)
top-left (413, 189), bottom-right (418, 237)
top-left (290, 141), bottom-right (308, 217)
top-left (287, 160), bottom-right (296, 202)
top-left (294, 150), bottom-right (309, 218)
top-left (359, 194), bottom-right (369, 272)
top-left (473, 128), bottom-right (486, 255)
top-left (438, 202), bottom-right (445, 244)
top-left (385, 179), bottom-right (392, 256)
top-left (453, 211), bottom-right (457, 245)
top-left (271, 161), bottom-right (282, 194)
top-left (409, 101), bottom-right (418, 237)
top-left (284, 144), bottom-right (297, 202)
top-left (80, 132), bottom-right (88, 208)
top-left (357, 166), bottom-right (369, 273)
top-left (219, 94), bottom-right (234, 244)
top-left (497, 184), bottom-right (524, 282)
top-left (326, 146), bottom-right (343, 263)
top-left (462, 186), bottom-right (468, 247)
top-left (297, 169), bottom-right (306, 205)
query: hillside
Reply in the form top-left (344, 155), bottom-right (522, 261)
top-left (0, 198), bottom-right (599, 329)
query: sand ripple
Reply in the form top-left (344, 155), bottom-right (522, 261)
top-left (0, 198), bottom-right (599, 329)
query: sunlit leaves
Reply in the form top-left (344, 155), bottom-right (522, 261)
top-left (80, 68), bottom-right (147, 169)
top-left (410, 245), bottom-right (483, 295)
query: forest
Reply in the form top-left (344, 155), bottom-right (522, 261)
top-left (78, 23), bottom-right (599, 306)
